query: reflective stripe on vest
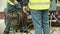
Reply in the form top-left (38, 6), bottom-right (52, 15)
top-left (29, 2), bottom-right (50, 5)
top-left (7, 0), bottom-right (14, 5)
top-left (28, 0), bottom-right (50, 10)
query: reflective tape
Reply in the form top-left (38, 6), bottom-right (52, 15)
top-left (29, 2), bottom-right (50, 5)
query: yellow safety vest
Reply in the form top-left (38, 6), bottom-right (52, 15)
top-left (7, 0), bottom-right (14, 5)
top-left (28, 0), bottom-right (50, 10)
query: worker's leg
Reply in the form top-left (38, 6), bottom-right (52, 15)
top-left (4, 4), bottom-right (15, 34)
top-left (42, 10), bottom-right (50, 34)
top-left (30, 10), bottom-right (42, 34)
top-left (4, 8), bottom-right (10, 34)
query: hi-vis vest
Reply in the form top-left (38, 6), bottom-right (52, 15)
top-left (7, 0), bottom-right (14, 5)
top-left (28, 0), bottom-right (50, 10)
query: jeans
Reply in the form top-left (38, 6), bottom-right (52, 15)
top-left (7, 3), bottom-right (21, 10)
top-left (5, 3), bottom-right (24, 32)
top-left (30, 9), bottom-right (50, 34)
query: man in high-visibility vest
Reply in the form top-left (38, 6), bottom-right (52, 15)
top-left (4, 0), bottom-right (26, 34)
top-left (23, 0), bottom-right (50, 34)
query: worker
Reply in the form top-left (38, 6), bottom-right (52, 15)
top-left (4, 0), bottom-right (26, 34)
top-left (23, 0), bottom-right (50, 34)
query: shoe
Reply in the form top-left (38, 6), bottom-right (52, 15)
top-left (3, 31), bottom-right (9, 34)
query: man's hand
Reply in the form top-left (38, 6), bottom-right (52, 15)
top-left (23, 6), bottom-right (28, 13)
top-left (14, 0), bottom-right (18, 5)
